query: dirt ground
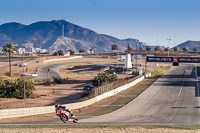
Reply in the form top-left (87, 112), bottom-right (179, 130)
top-left (0, 56), bottom-right (170, 109)
top-left (0, 56), bottom-right (137, 109)
top-left (0, 127), bottom-right (199, 133)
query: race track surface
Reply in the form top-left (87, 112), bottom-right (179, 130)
top-left (36, 61), bottom-right (106, 80)
top-left (80, 64), bottom-right (200, 124)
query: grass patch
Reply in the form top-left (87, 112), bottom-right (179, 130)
top-left (151, 66), bottom-right (171, 76)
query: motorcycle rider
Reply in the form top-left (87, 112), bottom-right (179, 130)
top-left (55, 103), bottom-right (74, 117)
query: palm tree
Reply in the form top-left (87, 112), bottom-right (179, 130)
top-left (139, 46), bottom-right (143, 50)
top-left (146, 46), bottom-right (151, 51)
top-left (127, 44), bottom-right (133, 53)
top-left (193, 47), bottom-right (199, 54)
top-left (88, 48), bottom-right (94, 54)
top-left (111, 44), bottom-right (118, 51)
top-left (164, 47), bottom-right (170, 51)
top-left (2, 43), bottom-right (17, 77)
top-left (174, 46), bottom-right (179, 52)
top-left (154, 46), bottom-right (161, 51)
top-left (79, 49), bottom-right (85, 53)
top-left (183, 46), bottom-right (189, 53)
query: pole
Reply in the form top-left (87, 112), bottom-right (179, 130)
top-left (9, 51), bottom-right (11, 77)
top-left (145, 57), bottom-right (147, 74)
top-left (23, 53), bottom-right (26, 108)
top-left (136, 44), bottom-right (138, 72)
top-left (167, 39), bottom-right (171, 57)
top-left (47, 69), bottom-right (50, 84)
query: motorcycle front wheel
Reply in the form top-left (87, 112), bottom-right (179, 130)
top-left (73, 118), bottom-right (78, 123)
top-left (60, 114), bottom-right (68, 123)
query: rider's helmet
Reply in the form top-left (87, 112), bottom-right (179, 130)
top-left (55, 103), bottom-right (59, 108)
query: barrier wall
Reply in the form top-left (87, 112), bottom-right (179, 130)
top-left (0, 73), bottom-right (151, 120)
top-left (43, 56), bottom-right (83, 63)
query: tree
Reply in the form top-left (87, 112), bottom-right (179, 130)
top-left (164, 47), bottom-right (170, 51)
top-left (92, 73), bottom-right (118, 87)
top-left (146, 46), bottom-right (151, 51)
top-left (2, 43), bottom-right (17, 77)
top-left (57, 50), bottom-right (64, 56)
top-left (127, 44), bottom-right (133, 52)
top-left (79, 49), bottom-right (85, 53)
top-left (154, 46), bottom-right (161, 51)
top-left (111, 44), bottom-right (118, 51)
top-left (139, 46), bottom-right (143, 51)
top-left (68, 49), bottom-right (75, 55)
top-left (0, 78), bottom-right (35, 99)
top-left (183, 46), bottom-right (189, 53)
top-left (88, 48), bottom-right (94, 54)
top-left (174, 46), bottom-right (179, 52)
top-left (193, 47), bottom-right (199, 54)
top-left (52, 51), bottom-right (58, 56)
top-left (52, 50), bottom-right (64, 56)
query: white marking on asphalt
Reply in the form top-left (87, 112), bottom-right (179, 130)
top-left (194, 65), bottom-right (200, 125)
top-left (175, 78), bottom-right (184, 107)
top-left (174, 67), bottom-right (190, 107)
top-left (195, 66), bottom-right (199, 97)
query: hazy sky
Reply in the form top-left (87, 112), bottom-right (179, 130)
top-left (0, 0), bottom-right (200, 47)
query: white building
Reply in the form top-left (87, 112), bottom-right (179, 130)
top-left (64, 50), bottom-right (70, 56)
top-left (34, 48), bottom-right (41, 53)
top-left (40, 49), bottom-right (47, 53)
top-left (25, 47), bottom-right (34, 53)
top-left (18, 48), bottom-right (26, 55)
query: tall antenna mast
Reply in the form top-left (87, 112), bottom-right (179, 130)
top-left (62, 24), bottom-right (64, 37)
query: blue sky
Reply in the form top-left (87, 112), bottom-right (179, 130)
top-left (0, 0), bottom-right (200, 47)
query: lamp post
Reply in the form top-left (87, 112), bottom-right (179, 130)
top-left (167, 39), bottom-right (171, 57)
top-left (136, 44), bottom-right (138, 72)
top-left (47, 69), bottom-right (50, 84)
top-left (22, 51), bottom-right (26, 108)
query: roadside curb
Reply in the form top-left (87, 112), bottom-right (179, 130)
top-left (43, 56), bottom-right (83, 63)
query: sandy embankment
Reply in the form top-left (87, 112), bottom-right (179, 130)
top-left (0, 128), bottom-right (200, 133)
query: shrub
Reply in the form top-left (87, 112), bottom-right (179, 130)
top-left (0, 78), bottom-right (35, 99)
top-left (53, 77), bottom-right (62, 84)
top-left (4, 72), bottom-right (10, 76)
top-left (92, 73), bottom-right (118, 86)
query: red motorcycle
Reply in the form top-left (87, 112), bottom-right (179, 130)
top-left (55, 104), bottom-right (78, 123)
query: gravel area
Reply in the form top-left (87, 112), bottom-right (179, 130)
top-left (0, 128), bottom-right (200, 133)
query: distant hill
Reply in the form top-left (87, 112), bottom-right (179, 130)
top-left (0, 20), bottom-right (148, 53)
top-left (173, 41), bottom-right (200, 51)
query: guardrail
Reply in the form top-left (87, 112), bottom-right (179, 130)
top-left (0, 73), bottom-right (151, 120)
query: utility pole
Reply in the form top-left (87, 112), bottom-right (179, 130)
top-left (23, 52), bottom-right (26, 108)
top-left (136, 44), bottom-right (138, 72)
top-left (62, 25), bottom-right (64, 37)
top-left (167, 39), bottom-right (171, 57)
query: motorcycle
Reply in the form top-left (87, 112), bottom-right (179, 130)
top-left (56, 107), bottom-right (78, 123)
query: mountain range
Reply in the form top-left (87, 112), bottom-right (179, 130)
top-left (173, 41), bottom-right (200, 51)
top-left (0, 20), bottom-right (148, 53)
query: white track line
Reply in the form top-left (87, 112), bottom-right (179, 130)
top-left (174, 78), bottom-right (184, 107)
top-left (195, 66), bottom-right (199, 97)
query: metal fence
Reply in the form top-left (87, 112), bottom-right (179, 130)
top-left (94, 83), bottom-right (113, 96)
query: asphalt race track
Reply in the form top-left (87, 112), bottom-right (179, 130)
top-left (80, 64), bottom-right (200, 124)
top-left (36, 61), bottom-right (107, 80)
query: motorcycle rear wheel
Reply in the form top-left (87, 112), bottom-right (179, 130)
top-left (60, 114), bottom-right (68, 123)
